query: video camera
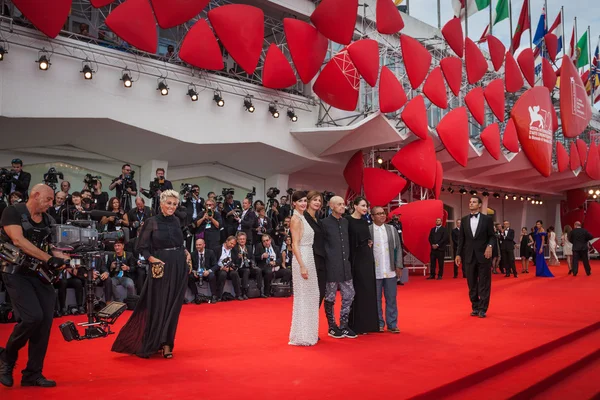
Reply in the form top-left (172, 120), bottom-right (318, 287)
top-left (0, 168), bottom-right (16, 185)
top-left (246, 186), bottom-right (256, 200)
top-left (122, 171), bottom-right (135, 188)
top-left (322, 191), bottom-right (335, 203)
top-left (43, 167), bottom-right (64, 191)
top-left (286, 188), bottom-right (295, 196)
top-left (266, 187), bottom-right (280, 199)
top-left (181, 183), bottom-right (194, 197)
top-left (222, 188), bottom-right (234, 197)
top-left (84, 173), bottom-right (102, 188)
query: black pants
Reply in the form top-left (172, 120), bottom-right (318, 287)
top-left (54, 277), bottom-right (84, 309)
top-left (502, 248), bottom-right (517, 276)
top-left (453, 246), bottom-right (465, 277)
top-left (216, 269), bottom-right (242, 297)
top-left (429, 250), bottom-right (445, 277)
top-left (1, 273), bottom-right (55, 379)
top-left (95, 277), bottom-right (113, 303)
top-left (316, 254), bottom-right (327, 306)
top-left (572, 250), bottom-right (592, 276)
top-left (465, 260), bottom-right (492, 312)
top-left (188, 272), bottom-right (218, 297)
top-left (237, 267), bottom-right (263, 294)
top-left (262, 267), bottom-right (292, 296)
top-left (135, 268), bottom-right (147, 295)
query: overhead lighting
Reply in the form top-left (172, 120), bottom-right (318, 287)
top-left (589, 189), bottom-right (595, 195)
top-left (157, 79), bottom-right (169, 96)
top-left (504, 194), bottom-right (509, 200)
top-left (594, 194), bottom-right (598, 199)
top-left (459, 188), bottom-right (467, 195)
top-left (595, 190), bottom-right (600, 196)
top-left (0, 46), bottom-right (6, 61)
top-left (482, 191), bottom-right (489, 197)
top-left (188, 89), bottom-right (198, 101)
top-left (470, 190), bottom-right (477, 196)
top-left (531, 199), bottom-right (536, 204)
top-left (37, 53), bottom-right (50, 70)
top-left (512, 195), bottom-right (517, 201)
top-left (447, 187), bottom-right (454, 194)
top-left (540, 200), bottom-right (543, 205)
top-left (376, 154), bottom-right (384, 165)
top-left (269, 102), bottom-right (280, 118)
top-left (244, 96), bottom-right (255, 113)
top-left (527, 196), bottom-right (531, 201)
top-left (520, 196), bottom-right (525, 201)
top-left (287, 108), bottom-right (298, 122)
top-left (493, 192), bottom-right (500, 199)
top-left (81, 62), bottom-right (94, 80)
top-left (213, 90), bottom-right (224, 106)
top-left (121, 69), bottom-right (133, 88)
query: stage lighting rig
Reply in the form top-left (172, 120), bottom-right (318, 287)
top-left (482, 191), bottom-right (489, 197)
top-left (459, 188), bottom-right (467, 195)
top-left (187, 84), bottom-right (198, 102)
top-left (512, 195), bottom-right (517, 200)
top-left (376, 154), bottom-right (384, 165)
top-left (37, 50), bottom-right (51, 70)
top-left (213, 90), bottom-right (224, 106)
top-left (157, 78), bottom-right (169, 96)
top-left (469, 190), bottom-right (477, 196)
top-left (504, 194), bottom-right (509, 200)
top-left (244, 95), bottom-right (255, 113)
top-left (269, 102), bottom-right (280, 118)
top-left (447, 187), bottom-right (454, 194)
top-left (520, 196), bottom-right (525, 201)
top-left (80, 60), bottom-right (94, 80)
top-left (527, 196), bottom-right (531, 201)
top-left (121, 69), bottom-right (133, 88)
top-left (287, 108), bottom-right (298, 122)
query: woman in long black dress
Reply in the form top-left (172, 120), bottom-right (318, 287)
top-left (303, 191), bottom-right (327, 306)
top-left (112, 190), bottom-right (190, 359)
top-left (347, 197), bottom-right (379, 334)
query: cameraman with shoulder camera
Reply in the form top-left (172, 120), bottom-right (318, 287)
top-left (107, 239), bottom-right (136, 302)
top-left (3, 158), bottom-right (31, 201)
top-left (142, 168), bottom-right (173, 215)
top-left (109, 164), bottom-right (137, 212)
top-left (0, 184), bottom-right (69, 388)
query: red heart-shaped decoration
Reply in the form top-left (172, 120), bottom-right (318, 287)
top-left (262, 44), bottom-right (297, 89)
top-left (379, 66), bottom-right (407, 113)
top-left (481, 123), bottom-right (501, 160)
top-left (12, 0), bottom-right (71, 38)
top-left (363, 168), bottom-right (407, 207)
top-left (437, 107), bottom-right (470, 167)
top-left (284, 19), bottom-right (328, 85)
top-left (440, 57), bottom-right (463, 96)
top-left (343, 151), bottom-right (364, 194)
top-left (465, 87), bottom-right (485, 125)
top-left (401, 35), bottom-right (432, 89)
top-left (401, 96), bottom-right (429, 140)
top-left (562, 208), bottom-right (585, 232)
top-left (150, 0), bottom-right (209, 29)
top-left (347, 39), bottom-right (381, 87)
top-left (556, 142), bottom-right (569, 172)
top-left (465, 37), bottom-right (487, 84)
top-left (585, 142), bottom-right (600, 180)
top-left (441, 17), bottom-right (464, 57)
top-left (434, 161), bottom-right (443, 199)
top-left (487, 35), bottom-right (506, 71)
top-left (391, 137), bottom-right (437, 189)
top-left (484, 79), bottom-right (505, 122)
top-left (313, 50), bottom-right (360, 111)
top-left (423, 67), bottom-right (448, 109)
top-left (376, 0), bottom-right (404, 34)
top-left (517, 48), bottom-right (536, 87)
top-left (584, 202), bottom-right (600, 237)
top-left (570, 142), bottom-right (582, 171)
top-left (505, 51), bottom-right (524, 93)
top-left (179, 19), bottom-right (224, 71)
top-left (105, 0), bottom-right (158, 53)
top-left (310, 0), bottom-right (358, 45)
top-left (560, 55), bottom-right (593, 138)
top-left (503, 118), bottom-right (519, 153)
top-left (542, 58), bottom-right (557, 91)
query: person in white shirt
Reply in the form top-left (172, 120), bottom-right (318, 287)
top-left (369, 207), bottom-right (403, 333)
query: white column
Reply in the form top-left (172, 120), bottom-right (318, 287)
top-left (140, 159), bottom-right (169, 195)
top-left (521, 199), bottom-right (528, 229)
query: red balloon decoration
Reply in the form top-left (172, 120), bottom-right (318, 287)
top-left (441, 18), bottom-right (464, 58)
top-left (570, 141), bottom-right (582, 170)
top-left (465, 87), bottom-right (485, 125)
top-left (91, 0), bottom-right (115, 6)
top-left (437, 107), bottom-right (470, 167)
top-left (544, 33), bottom-right (559, 62)
top-left (401, 35), bottom-right (432, 89)
top-left (179, 19), bottom-right (224, 71)
top-left (559, 55), bottom-right (593, 138)
top-left (480, 123), bottom-right (501, 160)
top-left (310, 0), bottom-right (358, 45)
top-left (486, 35), bottom-right (506, 71)
top-left (541, 58), bottom-right (557, 91)
top-left (105, 0), bottom-right (158, 53)
top-left (440, 57), bottom-right (463, 96)
top-left (363, 168), bottom-right (407, 207)
top-left (503, 118), bottom-right (519, 153)
top-left (379, 67), bottom-right (408, 113)
top-left (12, 0), bottom-right (71, 38)
top-left (584, 202), bottom-right (600, 237)
top-left (434, 161), bottom-right (443, 199)
top-left (562, 208), bottom-right (585, 232)
top-left (585, 142), bottom-right (600, 180)
top-left (517, 48), bottom-right (536, 87)
top-left (208, 5), bottom-right (264, 75)
top-left (401, 96), bottom-right (429, 140)
top-left (262, 44), bottom-right (297, 89)
top-left (423, 67), bottom-right (448, 109)
top-left (566, 189), bottom-right (588, 211)
top-left (511, 86), bottom-right (554, 177)
top-left (150, 0), bottom-right (209, 29)
top-left (284, 19), bottom-right (328, 85)
top-left (343, 150), bottom-right (364, 194)
top-left (465, 37), bottom-right (488, 85)
top-left (483, 79), bottom-right (505, 122)
top-left (556, 142), bottom-right (569, 172)
top-left (391, 137), bottom-right (437, 189)
top-left (376, 0), bottom-right (404, 35)
top-left (347, 39), bottom-right (380, 87)
top-left (313, 49), bottom-right (360, 111)
top-left (576, 139), bottom-right (588, 167)
top-left (504, 52), bottom-right (524, 93)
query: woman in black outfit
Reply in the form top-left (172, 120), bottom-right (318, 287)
top-left (303, 191), bottom-right (327, 306)
top-left (112, 190), bottom-right (190, 359)
top-left (347, 197), bottom-right (379, 334)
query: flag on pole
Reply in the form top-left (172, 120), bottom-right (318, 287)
top-left (594, 92), bottom-right (600, 104)
top-left (511, 0), bottom-right (531, 53)
top-left (547, 11), bottom-right (563, 54)
top-left (478, 0), bottom-right (509, 41)
top-left (590, 38), bottom-right (600, 90)
top-left (453, 0), bottom-right (491, 20)
top-left (576, 30), bottom-right (589, 68)
top-left (394, 0), bottom-right (404, 4)
top-left (568, 26), bottom-right (576, 60)
top-left (533, 7), bottom-right (546, 46)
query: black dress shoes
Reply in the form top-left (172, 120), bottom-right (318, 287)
top-left (470, 311), bottom-right (479, 317)
top-left (505, 274), bottom-right (510, 277)
top-left (436, 276), bottom-right (442, 280)
top-left (21, 376), bottom-right (57, 388)
top-left (478, 311), bottom-right (486, 318)
top-left (397, 281), bottom-right (404, 286)
top-left (426, 275), bottom-right (435, 280)
top-left (0, 350), bottom-right (15, 387)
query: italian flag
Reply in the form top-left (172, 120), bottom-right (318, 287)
top-left (453, 0), bottom-right (490, 20)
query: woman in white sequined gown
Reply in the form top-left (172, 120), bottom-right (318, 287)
top-left (288, 191), bottom-right (319, 346)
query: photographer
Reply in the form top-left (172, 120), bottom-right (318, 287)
top-left (195, 198), bottom-right (222, 253)
top-left (127, 197), bottom-right (153, 240)
top-left (101, 197), bottom-right (129, 232)
top-left (238, 197), bottom-right (257, 246)
top-left (91, 180), bottom-right (108, 211)
top-left (188, 238), bottom-right (218, 304)
top-left (53, 263), bottom-right (85, 316)
top-left (255, 234), bottom-right (291, 297)
top-left (232, 232), bottom-right (265, 299)
top-left (141, 168), bottom-right (173, 215)
top-left (182, 184), bottom-right (205, 251)
top-left (279, 195), bottom-right (291, 220)
top-left (215, 236), bottom-right (243, 301)
top-left (8, 191), bottom-right (23, 206)
top-left (3, 158), bottom-right (31, 201)
top-left (253, 205), bottom-right (273, 246)
top-left (274, 216), bottom-right (291, 248)
top-left (107, 240), bottom-right (136, 302)
top-left (222, 193), bottom-right (242, 238)
top-left (60, 181), bottom-right (72, 205)
top-left (109, 164), bottom-right (137, 212)
top-left (0, 184), bottom-right (69, 388)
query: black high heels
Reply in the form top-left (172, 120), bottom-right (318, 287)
top-left (162, 345), bottom-right (173, 359)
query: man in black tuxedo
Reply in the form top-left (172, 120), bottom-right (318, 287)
top-left (215, 236), bottom-right (243, 301)
top-left (452, 220), bottom-right (465, 278)
top-left (5, 158), bottom-right (31, 201)
top-left (188, 238), bottom-right (219, 303)
top-left (232, 232), bottom-right (265, 299)
top-left (456, 196), bottom-right (495, 318)
top-left (182, 184), bottom-right (205, 251)
top-left (568, 221), bottom-right (593, 276)
top-left (255, 234), bottom-right (291, 297)
top-left (237, 197), bottom-right (257, 246)
top-left (222, 194), bottom-right (242, 238)
top-left (499, 220), bottom-right (517, 277)
top-left (428, 218), bottom-right (448, 280)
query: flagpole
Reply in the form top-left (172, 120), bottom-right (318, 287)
top-left (561, 6), bottom-right (566, 57)
top-left (406, 0), bottom-right (410, 15)
top-left (489, 0), bottom-right (493, 36)
top-left (509, 0), bottom-right (514, 52)
top-left (437, 0), bottom-right (441, 29)
top-left (588, 26), bottom-right (592, 103)
top-left (465, 0), bottom-right (469, 38)
top-left (544, 0), bottom-right (548, 31)
top-left (574, 17), bottom-right (578, 67)
top-left (528, 0), bottom-right (533, 48)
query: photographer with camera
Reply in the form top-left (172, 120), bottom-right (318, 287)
top-left (107, 240), bottom-right (137, 302)
top-left (194, 198), bottom-right (221, 253)
top-left (181, 184), bottom-right (205, 251)
top-left (222, 192), bottom-right (242, 239)
top-left (59, 181), bottom-right (72, 205)
top-left (141, 168), bottom-right (173, 215)
top-left (83, 175), bottom-right (108, 210)
top-left (47, 192), bottom-right (66, 223)
top-left (0, 184), bottom-right (69, 388)
top-left (255, 234), bottom-right (291, 297)
top-left (254, 205), bottom-right (273, 246)
top-left (127, 197), bottom-right (153, 241)
top-left (1, 158), bottom-right (31, 201)
top-left (101, 197), bottom-right (129, 233)
top-left (232, 232), bottom-right (265, 299)
top-left (188, 238), bottom-right (218, 304)
top-left (279, 194), bottom-right (292, 220)
top-left (238, 197), bottom-right (257, 247)
top-left (53, 261), bottom-right (85, 317)
top-left (215, 236), bottom-right (243, 301)
top-left (109, 164), bottom-right (137, 212)
top-left (274, 216), bottom-right (292, 248)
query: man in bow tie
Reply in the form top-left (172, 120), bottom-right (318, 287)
top-left (455, 197), bottom-right (495, 318)
top-left (499, 220), bottom-right (517, 278)
top-left (428, 218), bottom-right (448, 280)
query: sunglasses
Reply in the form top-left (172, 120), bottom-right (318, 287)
top-left (11, 159), bottom-right (22, 164)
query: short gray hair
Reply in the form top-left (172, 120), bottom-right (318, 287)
top-left (160, 189), bottom-right (180, 204)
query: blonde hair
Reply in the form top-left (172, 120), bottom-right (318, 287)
top-left (160, 189), bottom-right (180, 204)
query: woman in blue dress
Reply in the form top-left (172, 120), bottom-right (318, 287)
top-left (533, 220), bottom-right (554, 277)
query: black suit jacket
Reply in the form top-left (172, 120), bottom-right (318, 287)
top-left (304, 211), bottom-right (325, 258)
top-left (429, 225), bottom-right (449, 252)
top-left (253, 216), bottom-right (273, 245)
top-left (191, 248), bottom-right (218, 273)
top-left (457, 213), bottom-right (495, 264)
top-left (183, 196), bottom-right (205, 225)
top-left (106, 252), bottom-right (137, 279)
top-left (499, 228), bottom-right (515, 250)
top-left (232, 245), bottom-right (255, 269)
top-left (451, 227), bottom-right (460, 249)
top-left (5, 171), bottom-right (31, 200)
top-left (240, 208), bottom-right (257, 244)
top-left (569, 228), bottom-right (594, 251)
top-left (254, 243), bottom-right (282, 270)
top-left (222, 200), bottom-right (242, 227)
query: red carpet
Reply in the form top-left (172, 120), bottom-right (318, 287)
top-left (1, 260), bottom-right (599, 399)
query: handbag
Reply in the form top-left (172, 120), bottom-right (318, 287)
top-left (151, 262), bottom-right (164, 279)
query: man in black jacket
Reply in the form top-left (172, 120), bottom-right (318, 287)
top-left (451, 220), bottom-right (465, 278)
top-left (215, 236), bottom-right (243, 301)
top-left (126, 197), bottom-right (153, 240)
top-left (428, 218), bottom-right (449, 280)
top-left (499, 220), bottom-right (517, 277)
top-left (182, 184), bottom-right (205, 251)
top-left (107, 240), bottom-right (137, 302)
top-left (456, 196), bottom-right (495, 318)
top-left (238, 197), bottom-right (257, 246)
top-left (232, 232), bottom-right (265, 299)
top-left (222, 194), bottom-right (242, 238)
top-left (569, 221), bottom-right (593, 276)
top-left (188, 238), bottom-right (219, 303)
top-left (195, 198), bottom-right (222, 253)
top-left (255, 234), bottom-right (291, 297)
top-left (5, 158), bottom-right (31, 201)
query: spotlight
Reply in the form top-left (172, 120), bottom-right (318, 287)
top-left (470, 190), bottom-right (477, 196)
top-left (540, 200), bottom-right (543, 205)
top-left (527, 196), bottom-right (531, 201)
top-left (81, 63), bottom-right (93, 80)
top-left (185, 84), bottom-right (198, 101)
top-left (269, 102), bottom-right (279, 118)
top-left (441, 187), bottom-right (446, 192)
top-left (37, 54), bottom-right (50, 70)
top-left (504, 194), bottom-right (509, 200)
top-left (287, 108), bottom-right (298, 122)
top-left (493, 193), bottom-right (500, 199)
top-left (595, 190), bottom-right (600, 196)
top-left (448, 187), bottom-right (454, 194)
top-left (594, 194), bottom-right (598, 199)
top-left (520, 196), bottom-right (524, 201)
top-left (512, 195), bottom-right (517, 200)
top-left (213, 90), bottom-right (224, 106)
top-left (244, 96), bottom-right (255, 113)
top-left (459, 188), bottom-right (467, 195)
top-left (531, 199), bottom-right (536, 204)
top-left (376, 154), bottom-right (384, 165)
top-left (157, 79), bottom-right (168, 96)
top-left (482, 191), bottom-right (489, 197)
top-left (589, 189), bottom-right (595, 195)
top-left (0, 46), bottom-right (6, 61)
top-left (120, 70), bottom-right (133, 87)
